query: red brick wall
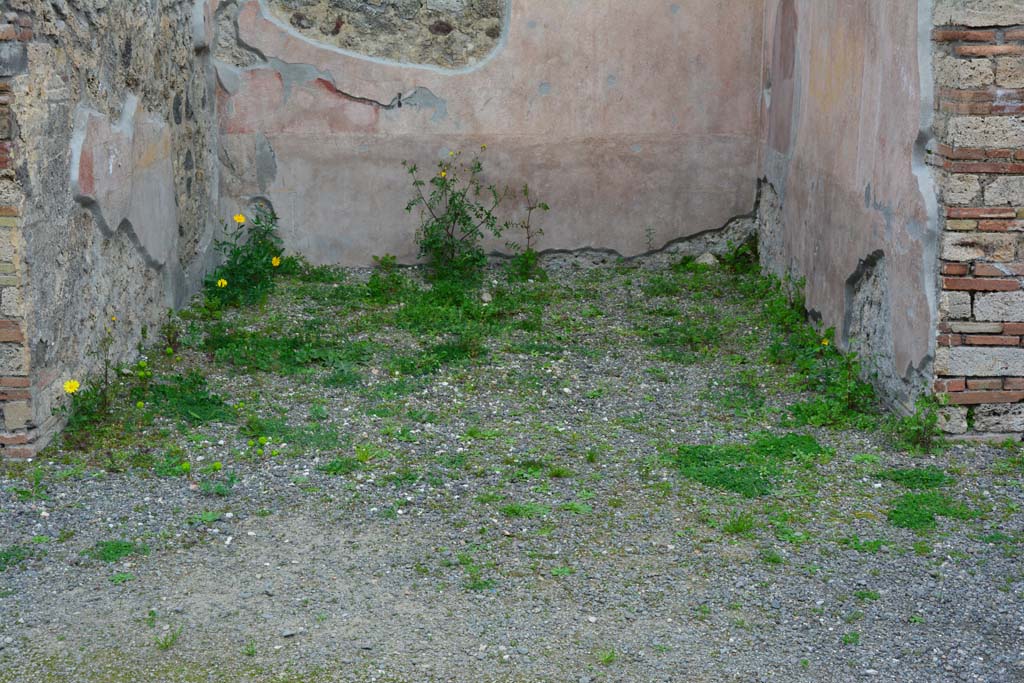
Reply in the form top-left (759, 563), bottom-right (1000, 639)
top-left (0, 11), bottom-right (34, 458)
top-left (932, 20), bottom-right (1024, 438)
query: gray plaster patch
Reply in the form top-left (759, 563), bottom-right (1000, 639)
top-left (401, 87), bottom-right (449, 122)
top-left (255, 134), bottom-right (278, 192)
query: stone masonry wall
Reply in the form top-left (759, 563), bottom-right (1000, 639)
top-left (0, 0), bottom-right (220, 457)
top-left (268, 0), bottom-right (505, 68)
top-left (931, 1), bottom-right (1024, 439)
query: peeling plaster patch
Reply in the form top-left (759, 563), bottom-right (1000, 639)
top-left (70, 96), bottom-right (179, 271)
top-left (255, 134), bottom-right (278, 192)
top-left (538, 82), bottom-right (551, 96)
top-left (266, 57), bottom-right (337, 101)
top-left (257, 55), bottom-right (449, 120)
top-left (606, 74), bottom-right (618, 88)
top-left (401, 87), bottom-right (449, 122)
top-left (670, 4), bottom-right (681, 15)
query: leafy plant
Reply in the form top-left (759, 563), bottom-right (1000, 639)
top-left (887, 396), bottom-right (947, 454)
top-left (504, 184), bottom-right (550, 282)
top-left (405, 149), bottom-right (504, 283)
top-left (155, 626), bottom-right (182, 651)
top-left (206, 209), bottom-right (284, 307)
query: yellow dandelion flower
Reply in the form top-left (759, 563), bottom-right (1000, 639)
top-left (217, 278), bottom-right (228, 288)
top-left (111, 316), bottom-right (117, 322)
top-left (272, 256), bottom-right (282, 268)
top-left (233, 214), bottom-right (246, 225)
top-left (440, 170), bottom-right (447, 178)
top-left (449, 151), bottom-right (455, 157)
top-left (63, 379), bottom-right (80, 395)
top-left (821, 338), bottom-right (830, 347)
top-left (481, 144), bottom-right (487, 150)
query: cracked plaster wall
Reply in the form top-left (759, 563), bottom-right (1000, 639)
top-left (4, 0), bottom-right (219, 445)
top-left (215, 0), bottom-right (767, 265)
top-left (758, 0), bottom-right (939, 410)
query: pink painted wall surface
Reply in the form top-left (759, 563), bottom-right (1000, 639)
top-left (760, 0), bottom-right (937, 404)
top-left (217, 0), bottom-right (766, 264)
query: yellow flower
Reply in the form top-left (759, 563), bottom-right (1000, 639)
top-left (111, 316), bottom-right (117, 322)
top-left (63, 379), bottom-right (80, 395)
top-left (481, 144), bottom-right (487, 150)
top-left (440, 170), bottom-right (447, 178)
top-left (449, 151), bottom-right (455, 157)
top-left (271, 256), bottom-right (282, 268)
top-left (821, 339), bottom-right (830, 347)
top-left (233, 214), bottom-right (246, 225)
top-left (217, 278), bottom-right (228, 288)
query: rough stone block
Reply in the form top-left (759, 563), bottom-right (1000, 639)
top-left (0, 286), bottom-right (21, 317)
top-left (941, 232), bottom-right (1016, 261)
top-left (974, 403), bottom-right (1024, 432)
top-left (934, 55), bottom-right (994, 89)
top-left (985, 177), bottom-right (1024, 206)
top-left (425, 0), bottom-right (468, 12)
top-left (0, 228), bottom-right (14, 262)
top-left (937, 406), bottom-right (968, 435)
top-left (940, 291), bottom-right (972, 320)
top-left (2, 399), bottom-right (30, 430)
top-left (935, 346), bottom-right (1024, 376)
top-left (941, 173), bottom-right (981, 205)
top-left (996, 57), bottom-right (1024, 88)
top-left (946, 117), bottom-right (1024, 150)
top-left (0, 343), bottom-right (26, 375)
top-left (974, 290), bottom-right (1024, 321)
top-left (934, 0), bottom-right (1024, 27)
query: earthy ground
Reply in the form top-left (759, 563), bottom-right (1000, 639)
top-left (1, 255), bottom-right (1022, 682)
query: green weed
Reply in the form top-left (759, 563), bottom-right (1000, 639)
top-left (888, 492), bottom-right (974, 531)
top-left (83, 540), bottom-right (150, 563)
top-left (668, 433), bottom-right (828, 498)
top-left (875, 466), bottom-right (953, 490)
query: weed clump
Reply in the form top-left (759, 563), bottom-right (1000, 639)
top-left (875, 466), bottom-right (953, 490)
top-left (888, 492), bottom-right (974, 531)
top-left (205, 209), bottom-right (285, 308)
top-left (83, 540), bottom-right (150, 563)
top-left (668, 433), bottom-right (829, 498)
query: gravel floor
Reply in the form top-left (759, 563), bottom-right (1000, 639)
top-left (1, 259), bottom-right (1022, 683)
